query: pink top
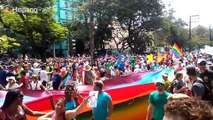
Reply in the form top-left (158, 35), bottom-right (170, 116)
top-left (49, 111), bottom-right (66, 120)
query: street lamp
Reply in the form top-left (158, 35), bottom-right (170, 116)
top-left (189, 15), bottom-right (199, 52)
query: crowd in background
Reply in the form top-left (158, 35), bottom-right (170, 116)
top-left (0, 52), bottom-right (213, 120)
top-left (0, 52), bottom-right (212, 91)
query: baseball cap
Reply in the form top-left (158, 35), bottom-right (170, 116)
top-left (161, 73), bottom-right (168, 77)
top-left (197, 59), bottom-right (206, 66)
top-left (154, 79), bottom-right (165, 86)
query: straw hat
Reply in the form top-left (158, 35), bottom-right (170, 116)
top-left (6, 76), bottom-right (16, 82)
top-left (84, 65), bottom-right (92, 71)
top-left (31, 74), bottom-right (38, 79)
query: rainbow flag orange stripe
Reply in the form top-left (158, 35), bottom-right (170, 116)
top-left (172, 43), bottom-right (183, 58)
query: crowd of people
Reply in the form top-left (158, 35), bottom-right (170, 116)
top-left (146, 55), bottom-right (213, 120)
top-left (0, 52), bottom-right (212, 120)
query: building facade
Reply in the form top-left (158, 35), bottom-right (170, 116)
top-left (52, 0), bottom-right (78, 57)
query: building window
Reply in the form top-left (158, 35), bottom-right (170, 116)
top-left (65, 11), bottom-right (68, 19)
top-left (64, 2), bottom-right (68, 8)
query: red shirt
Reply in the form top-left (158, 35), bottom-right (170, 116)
top-left (19, 76), bottom-right (28, 89)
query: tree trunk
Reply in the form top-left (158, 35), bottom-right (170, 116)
top-left (41, 35), bottom-right (47, 62)
top-left (40, 52), bottom-right (46, 63)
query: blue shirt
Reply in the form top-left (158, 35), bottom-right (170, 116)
top-left (0, 70), bottom-right (7, 87)
top-left (66, 100), bottom-right (76, 110)
top-left (93, 92), bottom-right (112, 120)
top-left (66, 100), bottom-right (76, 120)
top-left (52, 74), bottom-right (62, 90)
top-left (120, 63), bottom-right (125, 71)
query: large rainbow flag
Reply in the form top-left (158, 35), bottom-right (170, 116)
top-left (172, 43), bottom-right (183, 58)
top-left (0, 69), bottom-right (174, 120)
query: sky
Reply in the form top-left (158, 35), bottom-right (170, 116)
top-left (163, 0), bottom-right (213, 28)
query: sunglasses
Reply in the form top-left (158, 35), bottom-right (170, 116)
top-left (155, 83), bottom-right (164, 87)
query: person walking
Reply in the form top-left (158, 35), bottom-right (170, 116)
top-left (146, 80), bottom-right (170, 120)
top-left (185, 65), bottom-right (206, 100)
top-left (92, 81), bottom-right (113, 120)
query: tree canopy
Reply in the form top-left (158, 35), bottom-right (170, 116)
top-left (0, 0), bottom-right (67, 61)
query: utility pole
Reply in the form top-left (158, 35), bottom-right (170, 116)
top-left (189, 16), bottom-right (192, 52)
top-left (188, 15), bottom-right (199, 52)
top-left (89, 0), bottom-right (94, 64)
top-left (209, 24), bottom-right (212, 41)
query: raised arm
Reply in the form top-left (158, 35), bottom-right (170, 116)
top-left (37, 111), bottom-right (54, 120)
top-left (65, 96), bottom-right (90, 119)
top-left (22, 104), bottom-right (46, 116)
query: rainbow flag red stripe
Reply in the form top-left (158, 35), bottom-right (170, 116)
top-left (172, 43), bottom-right (183, 58)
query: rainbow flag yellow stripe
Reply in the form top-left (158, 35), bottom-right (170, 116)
top-left (172, 43), bottom-right (183, 58)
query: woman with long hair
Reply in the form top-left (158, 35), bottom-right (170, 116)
top-left (0, 89), bottom-right (45, 120)
top-left (38, 96), bottom-right (90, 120)
top-left (172, 72), bottom-right (187, 94)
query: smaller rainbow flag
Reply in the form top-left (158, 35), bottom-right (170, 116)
top-left (189, 52), bottom-right (194, 59)
top-left (172, 43), bottom-right (183, 58)
top-left (157, 53), bottom-right (163, 63)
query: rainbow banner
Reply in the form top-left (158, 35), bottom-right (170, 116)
top-left (172, 43), bottom-right (183, 58)
top-left (0, 69), bottom-right (174, 120)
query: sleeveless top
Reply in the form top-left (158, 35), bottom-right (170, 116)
top-left (84, 71), bottom-right (93, 85)
top-left (4, 106), bottom-right (27, 120)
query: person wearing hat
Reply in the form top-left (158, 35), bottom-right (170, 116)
top-left (146, 80), bottom-right (170, 120)
top-left (82, 65), bottom-right (97, 85)
top-left (29, 74), bottom-right (45, 90)
top-left (185, 65), bottom-right (206, 100)
top-left (92, 81), bottom-right (113, 120)
top-left (197, 59), bottom-right (213, 95)
top-left (7, 65), bottom-right (17, 77)
top-left (5, 76), bottom-right (20, 90)
top-left (161, 73), bottom-right (171, 91)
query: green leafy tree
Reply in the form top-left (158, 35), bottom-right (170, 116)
top-left (114, 0), bottom-right (164, 53)
top-left (0, 35), bottom-right (20, 55)
top-left (0, 0), bottom-right (67, 61)
top-left (153, 7), bottom-right (188, 49)
top-left (191, 25), bottom-right (212, 49)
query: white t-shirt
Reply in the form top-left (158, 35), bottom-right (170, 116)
top-left (33, 68), bottom-right (41, 75)
top-left (5, 83), bottom-right (19, 90)
top-left (39, 70), bottom-right (48, 82)
top-left (30, 81), bottom-right (42, 90)
top-left (134, 68), bottom-right (141, 73)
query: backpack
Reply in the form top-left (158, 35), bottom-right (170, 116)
top-left (194, 80), bottom-right (213, 102)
